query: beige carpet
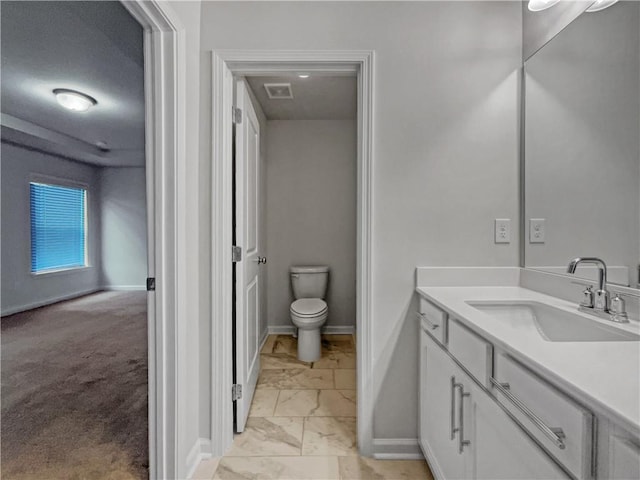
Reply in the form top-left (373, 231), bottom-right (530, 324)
top-left (1, 291), bottom-right (148, 480)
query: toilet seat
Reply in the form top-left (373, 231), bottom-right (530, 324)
top-left (290, 298), bottom-right (327, 317)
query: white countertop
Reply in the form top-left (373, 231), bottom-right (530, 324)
top-left (416, 285), bottom-right (640, 434)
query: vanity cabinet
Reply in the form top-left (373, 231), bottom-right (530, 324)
top-left (420, 330), bottom-right (567, 479)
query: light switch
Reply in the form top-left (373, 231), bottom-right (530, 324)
top-left (530, 218), bottom-right (545, 243)
top-left (495, 219), bottom-right (511, 244)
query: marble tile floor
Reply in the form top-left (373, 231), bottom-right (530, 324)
top-left (195, 334), bottom-right (433, 480)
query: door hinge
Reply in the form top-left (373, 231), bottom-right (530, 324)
top-left (146, 277), bottom-right (156, 291)
top-left (232, 384), bottom-right (243, 401)
top-left (232, 107), bottom-right (242, 124)
top-left (232, 245), bottom-right (242, 263)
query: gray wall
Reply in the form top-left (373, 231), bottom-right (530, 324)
top-left (1, 143), bottom-right (102, 315)
top-left (99, 167), bottom-right (147, 289)
top-left (525, 2), bottom-right (640, 286)
top-left (523, 0), bottom-right (590, 61)
top-left (200, 1), bottom-right (522, 443)
top-left (265, 119), bottom-right (357, 330)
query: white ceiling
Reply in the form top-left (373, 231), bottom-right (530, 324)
top-left (246, 75), bottom-right (357, 120)
top-left (1, 1), bottom-right (145, 167)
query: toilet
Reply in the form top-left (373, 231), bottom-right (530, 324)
top-left (289, 265), bottom-right (329, 362)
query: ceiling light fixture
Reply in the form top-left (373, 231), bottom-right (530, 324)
top-left (298, 74), bottom-right (310, 79)
top-left (528, 0), bottom-right (561, 11)
top-left (586, 0), bottom-right (619, 12)
top-left (53, 88), bottom-right (97, 112)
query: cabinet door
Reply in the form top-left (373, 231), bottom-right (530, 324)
top-left (420, 331), bottom-right (469, 479)
top-left (609, 434), bottom-right (640, 480)
top-left (471, 380), bottom-right (568, 480)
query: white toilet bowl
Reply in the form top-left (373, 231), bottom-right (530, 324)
top-left (290, 298), bottom-right (328, 362)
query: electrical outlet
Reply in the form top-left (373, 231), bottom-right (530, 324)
top-left (495, 219), bottom-right (511, 244)
top-left (530, 218), bottom-right (546, 243)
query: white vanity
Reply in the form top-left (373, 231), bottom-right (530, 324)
top-left (416, 268), bottom-right (640, 480)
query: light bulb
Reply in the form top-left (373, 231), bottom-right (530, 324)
top-left (528, 0), bottom-right (561, 12)
top-left (53, 89), bottom-right (97, 112)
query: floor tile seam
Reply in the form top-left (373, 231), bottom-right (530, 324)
top-left (271, 389), bottom-right (281, 417)
top-left (223, 452), bottom-right (304, 458)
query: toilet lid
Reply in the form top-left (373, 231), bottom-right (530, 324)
top-left (290, 298), bottom-right (327, 316)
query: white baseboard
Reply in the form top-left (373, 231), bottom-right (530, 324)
top-left (186, 437), bottom-right (212, 480)
top-left (1, 287), bottom-right (102, 317)
top-left (267, 325), bottom-right (355, 335)
top-left (371, 438), bottom-right (424, 460)
top-left (323, 325), bottom-right (355, 335)
top-left (267, 325), bottom-right (296, 335)
top-left (102, 285), bottom-right (146, 291)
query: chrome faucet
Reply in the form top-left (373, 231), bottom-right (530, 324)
top-left (567, 257), bottom-right (609, 311)
top-left (567, 257), bottom-right (629, 323)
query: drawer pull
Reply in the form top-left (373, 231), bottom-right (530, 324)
top-left (416, 312), bottom-right (440, 330)
top-left (491, 378), bottom-right (566, 450)
top-left (454, 382), bottom-right (471, 453)
top-left (450, 376), bottom-right (457, 440)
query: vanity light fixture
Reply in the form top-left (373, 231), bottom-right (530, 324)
top-left (298, 74), bottom-right (310, 79)
top-left (528, 0), bottom-right (561, 11)
top-left (586, 0), bottom-right (619, 12)
top-left (53, 88), bottom-right (97, 112)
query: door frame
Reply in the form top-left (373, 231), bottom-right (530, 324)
top-left (120, 2), bottom-right (183, 478)
top-left (210, 50), bottom-right (375, 456)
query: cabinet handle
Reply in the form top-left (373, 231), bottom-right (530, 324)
top-left (450, 376), bottom-right (457, 440)
top-left (455, 383), bottom-right (471, 453)
top-left (416, 312), bottom-right (440, 330)
top-left (490, 378), bottom-right (566, 450)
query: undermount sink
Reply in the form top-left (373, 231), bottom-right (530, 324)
top-left (466, 301), bottom-right (640, 342)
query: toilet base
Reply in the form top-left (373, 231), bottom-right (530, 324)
top-left (297, 328), bottom-right (321, 362)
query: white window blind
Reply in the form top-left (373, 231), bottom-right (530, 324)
top-left (30, 182), bottom-right (87, 273)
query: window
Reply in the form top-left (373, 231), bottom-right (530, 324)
top-left (30, 182), bottom-right (87, 273)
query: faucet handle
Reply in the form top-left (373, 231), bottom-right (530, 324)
top-left (610, 294), bottom-right (629, 323)
top-left (579, 285), bottom-right (594, 308)
top-left (571, 281), bottom-right (595, 307)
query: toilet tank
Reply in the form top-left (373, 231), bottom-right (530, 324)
top-left (290, 266), bottom-right (329, 299)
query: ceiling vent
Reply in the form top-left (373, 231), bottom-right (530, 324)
top-left (264, 83), bottom-right (293, 99)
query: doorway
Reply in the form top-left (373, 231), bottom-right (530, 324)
top-left (1, 0), bottom-right (184, 477)
top-left (210, 51), bottom-right (375, 457)
top-left (1, 2), bottom-right (148, 477)
top-left (232, 72), bottom-right (358, 434)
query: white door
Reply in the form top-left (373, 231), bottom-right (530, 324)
top-left (234, 79), bottom-right (263, 432)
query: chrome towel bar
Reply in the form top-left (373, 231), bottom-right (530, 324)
top-left (490, 377), bottom-right (566, 450)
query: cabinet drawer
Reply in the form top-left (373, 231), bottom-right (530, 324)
top-left (494, 353), bottom-right (594, 479)
top-left (419, 298), bottom-right (447, 345)
top-left (448, 318), bottom-right (493, 385)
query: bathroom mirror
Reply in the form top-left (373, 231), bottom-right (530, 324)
top-left (523, 0), bottom-right (640, 288)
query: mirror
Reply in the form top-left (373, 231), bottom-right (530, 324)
top-left (524, 0), bottom-right (640, 287)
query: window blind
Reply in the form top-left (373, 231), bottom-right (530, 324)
top-left (30, 182), bottom-right (87, 273)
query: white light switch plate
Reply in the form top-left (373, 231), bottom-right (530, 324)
top-left (530, 218), bottom-right (545, 243)
top-left (495, 219), bottom-right (511, 244)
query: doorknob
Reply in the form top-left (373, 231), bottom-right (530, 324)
top-left (256, 256), bottom-right (267, 265)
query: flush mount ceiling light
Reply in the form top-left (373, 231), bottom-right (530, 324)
top-left (53, 88), bottom-right (97, 112)
top-left (528, 0), bottom-right (561, 11)
top-left (586, 0), bottom-right (619, 12)
top-left (298, 74), bottom-right (310, 79)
